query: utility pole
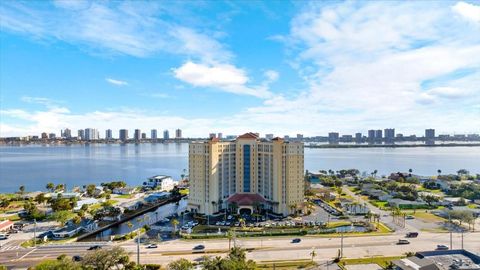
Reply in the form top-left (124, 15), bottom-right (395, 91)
top-left (33, 219), bottom-right (37, 247)
top-left (449, 213), bottom-right (453, 250)
top-left (340, 231), bottom-right (344, 258)
top-left (461, 230), bottom-right (464, 250)
top-left (137, 229), bottom-right (140, 265)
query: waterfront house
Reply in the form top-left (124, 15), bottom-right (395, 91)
top-left (51, 219), bottom-right (98, 239)
top-left (74, 198), bottom-right (102, 211)
top-left (46, 192), bottom-right (81, 199)
top-left (120, 200), bottom-right (143, 211)
top-left (144, 192), bottom-right (170, 203)
top-left (143, 175), bottom-right (175, 191)
top-left (113, 187), bottom-right (137, 195)
top-left (388, 199), bottom-right (428, 209)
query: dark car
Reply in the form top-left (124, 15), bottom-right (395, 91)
top-left (193, 245), bottom-right (205, 250)
top-left (436, 244), bottom-right (449, 250)
top-left (72, 255), bottom-right (83, 262)
top-left (291, 238), bottom-right (301, 243)
top-left (88, 245), bottom-right (102, 250)
top-left (406, 232), bottom-right (418, 238)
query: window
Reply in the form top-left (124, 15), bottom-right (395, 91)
top-left (243, 144), bottom-right (251, 192)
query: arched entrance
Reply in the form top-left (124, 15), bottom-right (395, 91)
top-left (239, 207), bottom-right (253, 215)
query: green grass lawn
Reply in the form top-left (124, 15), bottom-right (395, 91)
top-left (403, 211), bottom-right (446, 223)
top-left (257, 259), bottom-right (316, 269)
top-left (338, 256), bottom-right (405, 269)
top-left (115, 194), bottom-right (133, 199)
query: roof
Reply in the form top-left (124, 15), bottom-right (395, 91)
top-left (237, 132), bottom-right (259, 140)
top-left (227, 193), bottom-right (266, 205)
top-left (392, 257), bottom-right (439, 270)
top-left (0, 220), bottom-right (14, 231)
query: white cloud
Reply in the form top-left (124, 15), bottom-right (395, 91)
top-left (264, 70), bottom-right (279, 82)
top-left (173, 61), bottom-right (272, 98)
top-left (106, 78), bottom-right (128, 86)
top-left (426, 87), bottom-right (470, 99)
top-left (452, 2), bottom-right (480, 23)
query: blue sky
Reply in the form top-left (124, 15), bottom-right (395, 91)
top-left (0, 0), bottom-right (479, 138)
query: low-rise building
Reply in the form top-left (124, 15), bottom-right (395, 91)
top-left (144, 192), bottom-right (170, 203)
top-left (112, 187), bottom-right (137, 195)
top-left (392, 250), bottom-right (480, 270)
top-left (143, 175), bottom-right (175, 191)
top-left (0, 220), bottom-right (14, 232)
top-left (51, 219), bottom-right (98, 239)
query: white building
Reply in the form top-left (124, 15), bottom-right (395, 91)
top-left (143, 175), bottom-right (175, 191)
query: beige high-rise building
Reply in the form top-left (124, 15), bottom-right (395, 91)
top-left (188, 132), bottom-right (304, 216)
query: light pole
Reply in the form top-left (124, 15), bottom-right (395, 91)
top-left (137, 229), bottom-right (140, 265)
top-left (33, 219), bottom-right (37, 247)
top-left (449, 213), bottom-right (453, 250)
top-left (340, 230), bottom-right (344, 258)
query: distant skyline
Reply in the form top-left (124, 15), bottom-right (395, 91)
top-left (1, 1), bottom-right (479, 137)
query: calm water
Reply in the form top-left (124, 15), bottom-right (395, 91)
top-left (0, 143), bottom-right (479, 193)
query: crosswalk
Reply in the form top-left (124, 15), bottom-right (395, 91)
top-left (0, 240), bottom-right (24, 252)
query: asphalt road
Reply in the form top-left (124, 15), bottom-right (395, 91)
top-left (1, 231), bottom-right (479, 269)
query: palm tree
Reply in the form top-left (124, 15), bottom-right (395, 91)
top-left (46, 182), bottom-right (55, 192)
top-left (373, 170), bottom-right (378, 178)
top-left (408, 168), bottom-right (413, 177)
top-left (171, 218), bottom-right (179, 233)
top-left (127, 221), bottom-right (134, 231)
top-left (226, 229), bottom-right (235, 250)
top-left (19, 185), bottom-right (25, 195)
top-left (239, 218), bottom-right (246, 228)
top-left (437, 169), bottom-right (442, 176)
top-left (310, 249), bottom-right (317, 262)
top-left (289, 203), bottom-right (297, 215)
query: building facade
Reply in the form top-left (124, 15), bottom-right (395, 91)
top-left (163, 130), bottom-right (169, 140)
top-left (119, 129), bottom-right (128, 141)
top-left (188, 132), bottom-right (304, 216)
top-left (105, 129), bottom-right (113, 140)
top-left (175, 129), bottom-right (182, 139)
top-left (151, 129), bottom-right (158, 139)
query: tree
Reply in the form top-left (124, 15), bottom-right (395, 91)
top-left (82, 246), bottom-right (131, 270)
top-left (0, 200), bottom-right (10, 209)
top-left (32, 256), bottom-right (81, 270)
top-left (35, 193), bottom-right (47, 205)
top-left (19, 185), bottom-right (25, 195)
top-left (171, 219), bottom-right (179, 233)
top-left (86, 184), bottom-right (96, 197)
top-left (50, 210), bottom-right (75, 226)
top-left (168, 258), bottom-right (194, 270)
top-left (310, 249), bottom-right (317, 262)
top-left (55, 184), bottom-right (65, 192)
top-left (46, 182), bottom-right (55, 192)
top-left (226, 229), bottom-right (235, 250)
top-left (437, 169), bottom-right (442, 176)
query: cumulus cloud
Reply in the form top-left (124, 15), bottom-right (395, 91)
top-left (452, 1), bottom-right (480, 23)
top-left (106, 78), bottom-right (128, 86)
top-left (173, 61), bottom-right (272, 98)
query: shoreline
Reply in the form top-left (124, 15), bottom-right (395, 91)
top-left (304, 143), bottom-right (480, 149)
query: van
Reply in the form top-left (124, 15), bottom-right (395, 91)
top-left (406, 232), bottom-right (418, 238)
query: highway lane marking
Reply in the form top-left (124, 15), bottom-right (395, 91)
top-left (14, 248), bottom-right (36, 262)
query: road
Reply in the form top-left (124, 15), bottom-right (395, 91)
top-left (1, 231), bottom-right (479, 269)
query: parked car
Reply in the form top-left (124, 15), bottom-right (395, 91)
top-left (291, 238), bottom-right (301, 243)
top-left (406, 215), bottom-right (415, 220)
top-left (193, 245), bottom-right (205, 250)
top-left (436, 244), bottom-right (449, 250)
top-left (147, 244), bottom-right (158, 249)
top-left (72, 255), bottom-right (83, 262)
top-left (406, 232), bottom-right (418, 238)
top-left (87, 245), bottom-right (102, 250)
top-left (397, 239), bottom-right (410, 245)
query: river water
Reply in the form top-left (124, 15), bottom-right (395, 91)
top-left (0, 143), bottom-right (479, 193)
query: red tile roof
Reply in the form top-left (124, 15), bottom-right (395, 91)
top-left (227, 193), bottom-right (266, 205)
top-left (0, 220), bottom-right (14, 232)
top-left (237, 132), bottom-right (259, 140)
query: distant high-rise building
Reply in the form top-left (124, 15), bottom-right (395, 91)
top-left (425, 129), bottom-right (435, 145)
top-left (328, 132), bottom-right (339, 145)
top-left (62, 128), bottom-right (72, 139)
top-left (209, 133), bottom-right (216, 139)
top-left (163, 130), bottom-right (170, 140)
top-left (141, 133), bottom-right (146, 139)
top-left (77, 130), bottom-right (84, 140)
top-left (265, 134), bottom-right (274, 140)
top-left (84, 128), bottom-right (98, 141)
top-left (176, 129), bottom-right (182, 139)
top-left (296, 134), bottom-right (303, 140)
top-left (119, 129), bottom-right (128, 141)
top-left (355, 133), bottom-right (362, 144)
top-left (151, 129), bottom-right (158, 140)
top-left (48, 133), bottom-right (56, 139)
top-left (134, 129), bottom-right (141, 141)
top-left (384, 128), bottom-right (395, 144)
top-left (105, 129), bottom-right (113, 140)
top-left (375, 130), bottom-right (383, 143)
top-left (283, 135), bottom-right (290, 140)
top-left (368, 130), bottom-right (375, 143)
top-left (41, 132), bottom-right (48, 139)
top-left (217, 133), bottom-right (223, 139)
